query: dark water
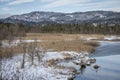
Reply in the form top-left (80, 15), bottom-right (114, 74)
top-left (75, 41), bottom-right (120, 80)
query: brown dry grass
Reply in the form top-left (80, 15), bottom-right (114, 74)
top-left (37, 40), bottom-right (98, 52)
top-left (0, 47), bottom-right (13, 59)
top-left (24, 33), bottom-right (105, 41)
top-left (21, 33), bottom-right (102, 52)
top-left (0, 33), bottom-right (101, 59)
top-left (62, 53), bottom-right (73, 60)
top-left (46, 59), bottom-right (58, 66)
top-left (0, 45), bottom-right (26, 58)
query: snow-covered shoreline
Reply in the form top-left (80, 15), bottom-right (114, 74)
top-left (1, 50), bottom-right (97, 80)
top-left (83, 35), bottom-right (120, 41)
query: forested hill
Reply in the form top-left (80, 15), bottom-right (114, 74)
top-left (0, 11), bottom-right (120, 26)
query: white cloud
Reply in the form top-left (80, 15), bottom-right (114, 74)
top-left (42, 0), bottom-right (92, 8)
top-left (75, 0), bottom-right (120, 12)
top-left (2, 7), bottom-right (11, 11)
top-left (8, 0), bottom-right (35, 5)
top-left (40, 0), bottom-right (120, 12)
top-left (40, 0), bottom-right (55, 2)
top-left (1, 0), bottom-right (120, 13)
top-left (0, 0), bottom-right (10, 2)
top-left (101, 7), bottom-right (120, 12)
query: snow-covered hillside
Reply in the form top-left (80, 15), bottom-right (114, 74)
top-left (1, 11), bottom-right (120, 25)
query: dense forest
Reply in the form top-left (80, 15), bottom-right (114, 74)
top-left (37, 23), bottom-right (120, 34)
top-left (0, 22), bottom-right (120, 36)
top-left (0, 22), bottom-right (27, 40)
top-left (0, 22), bottom-right (120, 41)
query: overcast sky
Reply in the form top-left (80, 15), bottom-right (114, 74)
top-left (0, 0), bottom-right (120, 15)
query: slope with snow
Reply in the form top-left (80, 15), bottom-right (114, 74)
top-left (1, 11), bottom-right (120, 25)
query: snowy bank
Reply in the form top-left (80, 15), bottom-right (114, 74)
top-left (1, 50), bottom-right (97, 80)
top-left (1, 53), bottom-right (73, 80)
top-left (104, 36), bottom-right (120, 41)
top-left (82, 35), bottom-right (120, 41)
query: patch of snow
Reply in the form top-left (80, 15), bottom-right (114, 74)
top-left (104, 36), bottom-right (118, 40)
top-left (22, 40), bottom-right (42, 43)
top-left (66, 15), bottom-right (74, 18)
top-left (57, 61), bottom-right (80, 70)
top-left (82, 37), bottom-right (97, 41)
top-left (2, 40), bottom-right (42, 47)
top-left (50, 17), bottom-right (57, 21)
top-left (60, 51), bottom-right (89, 58)
top-left (93, 23), bottom-right (98, 27)
top-left (81, 35), bottom-right (120, 41)
top-left (60, 51), bottom-right (79, 57)
top-left (43, 52), bottom-right (64, 61)
top-left (95, 14), bottom-right (106, 18)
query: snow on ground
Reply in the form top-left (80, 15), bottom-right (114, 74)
top-left (1, 52), bottom-right (73, 80)
top-left (60, 51), bottom-right (89, 58)
top-left (80, 36), bottom-right (98, 41)
top-left (1, 50), bottom-right (93, 80)
top-left (50, 17), bottom-right (57, 21)
top-left (66, 15), bottom-right (74, 18)
top-left (2, 40), bottom-right (42, 47)
top-left (81, 35), bottom-right (120, 41)
top-left (57, 61), bottom-right (80, 70)
top-left (104, 36), bottom-right (120, 40)
top-left (85, 37), bottom-right (97, 41)
top-left (43, 52), bottom-right (64, 61)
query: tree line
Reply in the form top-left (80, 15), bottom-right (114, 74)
top-left (0, 22), bottom-right (120, 37)
top-left (29, 23), bottom-right (120, 34)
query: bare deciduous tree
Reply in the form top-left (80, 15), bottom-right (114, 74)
top-left (28, 41), bottom-right (37, 66)
top-left (0, 45), bottom-right (2, 80)
top-left (19, 38), bottom-right (28, 68)
top-left (35, 47), bottom-right (46, 62)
